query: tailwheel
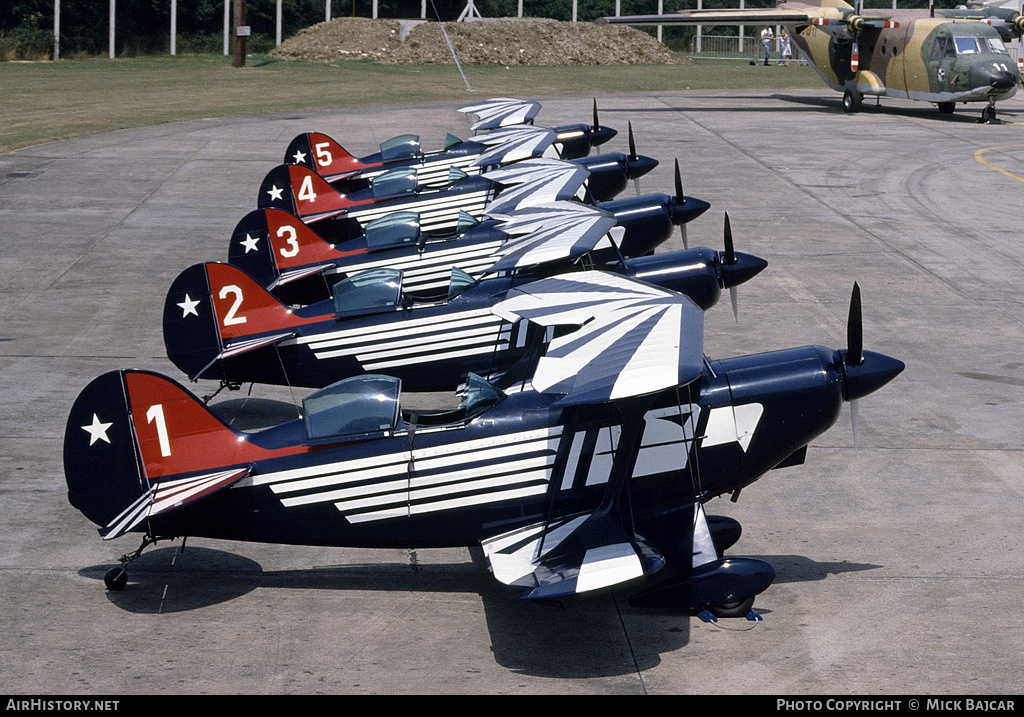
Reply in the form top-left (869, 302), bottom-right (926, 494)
top-left (103, 532), bottom-right (162, 591)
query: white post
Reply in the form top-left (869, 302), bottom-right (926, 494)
top-left (739, 0), bottom-right (745, 56)
top-left (518, 0), bottom-right (523, 18)
top-left (657, 0), bottom-right (663, 42)
top-left (224, 0), bottom-right (230, 55)
top-left (326, 0), bottom-right (332, 22)
top-left (276, 0), bottom-right (282, 45)
top-left (109, 0), bottom-right (115, 59)
top-left (697, 0), bottom-right (702, 53)
top-left (53, 0), bottom-right (60, 60)
top-left (572, 0), bottom-right (577, 22)
top-left (171, 0), bottom-right (177, 55)
top-left (615, 0), bottom-right (620, 16)
top-left (373, 0), bottom-right (378, 19)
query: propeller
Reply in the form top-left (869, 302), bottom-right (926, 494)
top-left (716, 211), bottom-right (769, 320)
top-left (674, 159), bottom-right (689, 249)
top-left (589, 98), bottom-right (617, 148)
top-left (625, 122), bottom-right (658, 196)
top-left (846, 282), bottom-right (864, 443)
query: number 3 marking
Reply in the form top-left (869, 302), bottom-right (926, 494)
top-left (219, 285), bottom-right (247, 326)
top-left (277, 224), bottom-right (299, 258)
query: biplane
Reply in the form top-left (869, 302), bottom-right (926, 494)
top-left (66, 274), bottom-right (903, 619)
top-left (285, 98), bottom-right (618, 192)
top-left (231, 163), bottom-right (711, 302)
top-left (165, 212), bottom-right (766, 391)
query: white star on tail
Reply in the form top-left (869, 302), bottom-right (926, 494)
top-left (241, 233), bottom-right (260, 253)
top-left (82, 414), bottom-right (112, 445)
top-left (178, 294), bottom-right (200, 317)
top-left (267, 184), bottom-right (284, 201)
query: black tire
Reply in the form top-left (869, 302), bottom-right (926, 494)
top-left (709, 595), bottom-right (756, 619)
top-left (938, 102), bottom-right (954, 114)
top-left (842, 89), bottom-right (862, 113)
top-left (104, 567), bottom-right (127, 591)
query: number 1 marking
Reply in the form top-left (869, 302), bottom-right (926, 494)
top-left (146, 404), bottom-right (172, 457)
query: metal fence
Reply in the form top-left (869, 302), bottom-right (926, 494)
top-left (689, 33), bottom-right (803, 63)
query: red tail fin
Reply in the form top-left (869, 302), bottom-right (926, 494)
top-left (203, 262), bottom-right (319, 341)
top-left (259, 164), bottom-right (359, 222)
top-left (285, 132), bottom-right (373, 180)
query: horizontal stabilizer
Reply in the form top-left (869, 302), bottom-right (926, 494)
top-left (492, 271), bottom-right (705, 405)
top-left (481, 511), bottom-right (664, 599)
top-left (459, 97), bottom-right (542, 131)
top-left (101, 467), bottom-right (251, 540)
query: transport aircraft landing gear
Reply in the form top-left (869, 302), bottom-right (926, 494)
top-left (980, 103), bottom-right (998, 123)
top-left (937, 102), bottom-right (955, 114)
top-left (842, 88), bottom-right (863, 113)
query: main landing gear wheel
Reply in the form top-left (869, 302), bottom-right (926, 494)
top-left (981, 104), bottom-right (997, 123)
top-left (843, 88), bottom-right (863, 113)
top-left (709, 595), bottom-right (756, 619)
top-left (104, 567), bottom-right (128, 591)
top-left (937, 102), bottom-right (955, 114)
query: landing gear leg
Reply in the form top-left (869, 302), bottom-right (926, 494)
top-left (103, 531), bottom-right (160, 591)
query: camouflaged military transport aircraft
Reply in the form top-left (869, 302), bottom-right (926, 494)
top-left (600, 0), bottom-right (1023, 122)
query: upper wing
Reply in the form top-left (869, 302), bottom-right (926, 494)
top-left (597, 8), bottom-right (820, 26)
top-left (459, 97), bottom-right (542, 131)
top-left (470, 125), bottom-right (559, 166)
top-left (492, 271), bottom-right (705, 405)
top-left (484, 201), bottom-right (619, 273)
top-left (482, 158), bottom-right (590, 214)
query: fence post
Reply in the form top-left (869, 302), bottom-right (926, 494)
top-left (53, 0), bottom-right (60, 60)
top-left (233, 0), bottom-right (247, 67)
top-left (171, 0), bottom-right (177, 55)
top-left (109, 0), bottom-right (115, 59)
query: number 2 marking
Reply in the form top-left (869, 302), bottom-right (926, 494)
top-left (146, 404), bottom-right (171, 457)
top-left (219, 285), bottom-right (247, 326)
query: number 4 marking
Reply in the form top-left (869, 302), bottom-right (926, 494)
top-left (146, 404), bottom-right (172, 457)
top-left (298, 175), bottom-right (317, 204)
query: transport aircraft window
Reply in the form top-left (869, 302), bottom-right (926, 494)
top-left (333, 268), bottom-right (403, 318)
top-left (953, 36), bottom-right (981, 54)
top-left (983, 36), bottom-right (1008, 54)
top-left (303, 375), bottom-right (401, 441)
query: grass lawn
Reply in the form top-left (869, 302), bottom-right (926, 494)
top-left (0, 54), bottom-right (821, 152)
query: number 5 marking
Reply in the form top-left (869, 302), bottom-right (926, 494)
top-left (146, 404), bottom-right (171, 457)
top-left (219, 285), bottom-right (247, 326)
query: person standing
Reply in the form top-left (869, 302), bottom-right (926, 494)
top-left (779, 29), bottom-right (792, 66)
top-left (760, 26), bottom-right (774, 66)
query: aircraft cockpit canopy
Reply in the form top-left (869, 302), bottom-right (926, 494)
top-left (333, 268), bottom-right (403, 318)
top-left (933, 28), bottom-right (1009, 58)
top-left (380, 134), bottom-right (422, 161)
top-left (370, 167), bottom-right (418, 198)
top-left (302, 374), bottom-right (401, 443)
top-left (364, 211), bottom-right (421, 251)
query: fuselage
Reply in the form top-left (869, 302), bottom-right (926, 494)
top-left (783, 4), bottom-right (1020, 104)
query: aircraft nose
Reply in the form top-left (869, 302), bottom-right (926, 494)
top-left (590, 124), bottom-right (618, 148)
top-left (840, 350), bottom-right (906, 402)
top-left (626, 153), bottom-right (659, 180)
top-left (669, 195), bottom-right (712, 226)
top-left (972, 65), bottom-right (1019, 93)
top-left (718, 251), bottom-right (769, 289)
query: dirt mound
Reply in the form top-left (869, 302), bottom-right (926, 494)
top-left (270, 17), bottom-right (682, 65)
